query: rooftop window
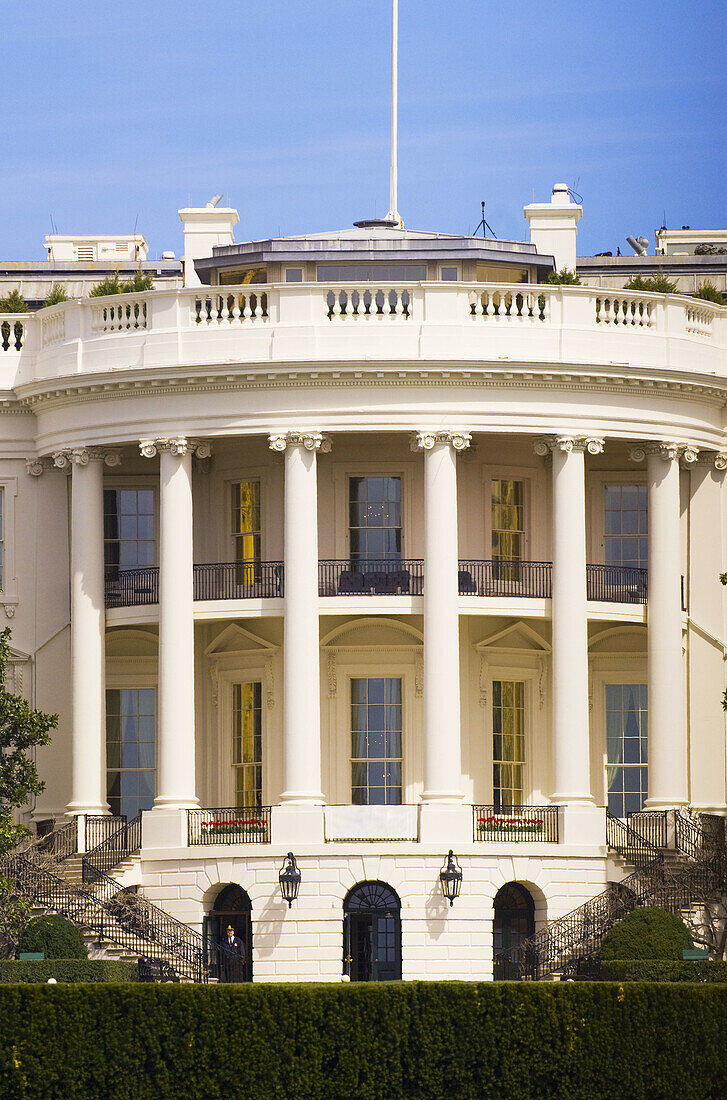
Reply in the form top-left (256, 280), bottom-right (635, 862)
top-left (317, 263), bottom-right (426, 282)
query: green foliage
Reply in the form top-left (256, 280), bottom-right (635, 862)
top-left (0, 983), bottom-right (727, 1099)
top-left (18, 916), bottom-right (87, 960)
top-left (599, 906), bottom-right (693, 961)
top-left (692, 281), bottom-right (725, 305)
top-left (622, 272), bottom-right (678, 294)
top-left (600, 959), bottom-right (727, 982)
top-left (546, 267), bottom-right (581, 285)
top-left (88, 270), bottom-right (154, 297)
top-left (0, 959), bottom-right (136, 983)
top-left (0, 291), bottom-right (28, 314)
top-left (41, 283), bottom-right (68, 308)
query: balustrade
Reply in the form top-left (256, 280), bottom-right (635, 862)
top-left (595, 294), bottom-right (654, 327)
top-left (187, 806), bottom-right (271, 845)
top-left (318, 558), bottom-right (423, 596)
top-left (0, 316), bottom-right (27, 351)
top-left (90, 297), bottom-right (148, 333)
top-left (685, 303), bottom-right (714, 338)
top-left (473, 805), bottom-right (560, 843)
top-left (469, 286), bottom-right (549, 322)
top-left (193, 289), bottom-right (268, 325)
top-left (324, 285), bottom-right (412, 319)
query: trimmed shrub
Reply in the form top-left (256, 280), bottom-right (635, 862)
top-left (546, 268), bottom-right (581, 285)
top-left (18, 915), bottom-right (87, 960)
top-left (0, 983), bottom-right (727, 1099)
top-left (0, 959), bottom-right (136, 983)
top-left (623, 272), bottom-right (678, 294)
top-left (88, 270), bottom-right (154, 297)
top-left (0, 290), bottom-right (28, 314)
top-left (41, 283), bottom-right (68, 308)
top-left (599, 906), bottom-right (693, 961)
top-left (601, 959), bottom-right (727, 982)
top-left (692, 281), bottom-right (725, 305)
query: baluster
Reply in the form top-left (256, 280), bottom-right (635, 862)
top-left (331, 291), bottom-right (342, 318)
top-left (220, 295), bottom-right (230, 323)
top-left (486, 292), bottom-right (496, 318)
top-left (230, 294), bottom-right (241, 322)
top-left (392, 289), bottom-right (403, 317)
top-left (242, 294), bottom-right (252, 321)
top-left (540, 291), bottom-right (550, 324)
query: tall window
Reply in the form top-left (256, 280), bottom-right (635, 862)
top-left (604, 485), bottom-right (647, 568)
top-left (492, 680), bottom-right (525, 810)
top-left (106, 688), bottom-right (156, 818)
top-left (231, 481), bottom-right (261, 582)
top-left (104, 488), bottom-right (155, 572)
top-left (349, 476), bottom-right (401, 566)
top-left (233, 682), bottom-right (263, 808)
top-left (351, 677), bottom-right (402, 805)
top-left (606, 684), bottom-right (648, 817)
top-left (491, 480), bottom-right (525, 562)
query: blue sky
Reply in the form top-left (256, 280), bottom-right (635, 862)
top-left (3, 0), bottom-right (726, 258)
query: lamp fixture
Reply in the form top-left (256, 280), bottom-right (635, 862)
top-left (279, 852), bottom-right (301, 908)
top-left (439, 850), bottom-right (462, 907)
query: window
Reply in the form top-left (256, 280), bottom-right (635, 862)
top-left (104, 488), bottom-right (155, 572)
top-left (606, 684), bottom-right (648, 817)
top-left (233, 682), bottom-right (263, 808)
top-left (491, 480), bottom-right (525, 562)
top-left (106, 688), bottom-right (156, 818)
top-left (284, 267), bottom-right (303, 282)
top-left (604, 484), bottom-right (647, 568)
top-left (231, 481), bottom-right (261, 581)
top-left (349, 476), bottom-right (401, 566)
top-left (351, 678), bottom-right (402, 805)
top-left (441, 266), bottom-right (459, 281)
top-left (492, 680), bottom-right (525, 810)
top-left (317, 264), bottom-right (426, 281)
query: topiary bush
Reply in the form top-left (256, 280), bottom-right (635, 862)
top-left (599, 906), bottom-right (693, 961)
top-left (18, 916), bottom-right (87, 960)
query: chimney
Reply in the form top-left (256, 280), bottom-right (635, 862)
top-left (523, 183), bottom-right (582, 271)
top-left (178, 203), bottom-right (240, 287)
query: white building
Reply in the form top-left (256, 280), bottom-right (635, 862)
top-left (5, 183), bottom-right (727, 982)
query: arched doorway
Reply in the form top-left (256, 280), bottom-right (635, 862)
top-left (493, 883), bottom-right (535, 980)
top-left (343, 881), bottom-right (401, 982)
top-left (204, 884), bottom-right (252, 982)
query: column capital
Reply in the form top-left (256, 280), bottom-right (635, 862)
top-left (629, 441), bottom-right (699, 465)
top-left (268, 431), bottom-right (332, 454)
top-left (534, 435), bottom-right (604, 457)
top-left (411, 430), bottom-right (472, 453)
top-left (52, 447), bottom-right (122, 470)
top-left (139, 438), bottom-right (212, 459)
top-left (26, 457), bottom-right (53, 477)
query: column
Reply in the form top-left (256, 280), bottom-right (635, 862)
top-left (59, 447), bottom-right (119, 816)
top-left (536, 435), bottom-right (603, 805)
top-left (140, 437), bottom-right (208, 810)
top-left (269, 431), bottom-right (329, 803)
top-left (414, 430), bottom-right (471, 802)
top-left (632, 442), bottom-right (692, 808)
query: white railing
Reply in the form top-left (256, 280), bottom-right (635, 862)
top-left (325, 285), bottom-right (413, 319)
top-left (0, 314), bottom-right (29, 352)
top-left (40, 309), bottom-right (66, 348)
top-left (90, 297), bottom-right (148, 333)
top-left (685, 303), bottom-right (714, 338)
top-left (595, 294), bottom-right (654, 327)
top-left (469, 286), bottom-right (549, 322)
top-left (193, 288), bottom-right (269, 325)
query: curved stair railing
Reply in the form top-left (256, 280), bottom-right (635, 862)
top-left (3, 817), bottom-right (239, 983)
top-left (495, 810), bottom-right (727, 981)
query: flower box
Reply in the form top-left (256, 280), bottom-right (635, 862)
top-left (476, 815), bottom-right (545, 835)
top-left (200, 818), bottom-right (268, 837)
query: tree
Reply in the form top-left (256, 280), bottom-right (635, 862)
top-left (41, 283), bottom-right (68, 308)
top-left (687, 897), bottom-right (727, 960)
top-left (692, 281), bottom-right (725, 306)
top-left (546, 268), bottom-right (581, 285)
top-left (88, 269), bottom-right (154, 297)
top-left (0, 627), bottom-right (57, 957)
top-left (0, 290), bottom-right (28, 314)
top-left (623, 273), bottom-right (678, 294)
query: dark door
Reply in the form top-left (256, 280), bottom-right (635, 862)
top-left (205, 884), bottom-right (252, 982)
top-left (344, 881), bottom-right (401, 982)
top-left (493, 883), bottom-right (535, 980)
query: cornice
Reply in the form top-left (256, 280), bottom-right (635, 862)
top-left (15, 362), bottom-right (727, 415)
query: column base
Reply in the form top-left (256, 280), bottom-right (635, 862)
top-left (142, 807), bottom-right (187, 849)
top-left (560, 803), bottom-right (605, 847)
top-left (279, 791), bottom-right (325, 805)
top-left (152, 796), bottom-right (200, 811)
top-left (418, 803), bottom-right (471, 845)
top-left (65, 802), bottom-right (109, 816)
top-left (271, 804), bottom-right (324, 845)
top-left (644, 798), bottom-right (689, 811)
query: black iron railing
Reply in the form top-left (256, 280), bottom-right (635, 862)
top-left (458, 560), bottom-right (552, 597)
top-left (626, 810), bottom-right (670, 850)
top-left (105, 566), bottom-right (159, 607)
top-left (83, 815), bottom-right (142, 883)
top-left (187, 806), bottom-right (272, 846)
top-left (586, 564), bottom-right (648, 604)
top-left (473, 805), bottom-right (560, 843)
top-left (494, 810), bottom-right (727, 981)
top-left (29, 818), bottom-right (79, 861)
top-left (318, 559), bottom-right (424, 597)
top-left (84, 815), bottom-right (127, 851)
top-left (193, 562), bottom-right (283, 600)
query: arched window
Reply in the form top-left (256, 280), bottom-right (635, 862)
top-left (204, 884), bottom-right (252, 982)
top-left (493, 882), bottom-right (535, 980)
top-left (343, 881), bottom-right (401, 982)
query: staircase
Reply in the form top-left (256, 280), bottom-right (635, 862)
top-left (494, 809), bottom-right (727, 980)
top-left (4, 816), bottom-right (238, 983)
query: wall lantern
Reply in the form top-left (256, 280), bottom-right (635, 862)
top-left (279, 852), bottom-right (301, 908)
top-left (439, 850), bottom-right (462, 907)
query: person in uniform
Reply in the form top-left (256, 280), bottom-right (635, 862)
top-left (220, 923), bottom-right (246, 982)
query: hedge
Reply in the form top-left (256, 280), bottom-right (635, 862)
top-left (1, 983), bottom-right (727, 1099)
top-left (0, 959), bottom-right (137, 983)
top-left (601, 959), bottom-right (727, 983)
top-left (599, 906), bottom-right (693, 961)
top-left (18, 915), bottom-right (88, 959)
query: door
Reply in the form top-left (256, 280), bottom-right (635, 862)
top-left (343, 881), bottom-right (402, 982)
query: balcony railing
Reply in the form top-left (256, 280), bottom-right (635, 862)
top-left (105, 566), bottom-right (159, 607)
top-left (458, 560), bottom-right (551, 598)
top-left (187, 806), bottom-right (271, 845)
top-left (586, 563), bottom-right (647, 604)
top-left (473, 805), bottom-right (560, 843)
top-left (318, 559), bottom-right (424, 597)
top-left (193, 561), bottom-right (283, 600)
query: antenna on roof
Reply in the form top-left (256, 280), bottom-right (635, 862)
top-left (474, 201), bottom-right (496, 239)
top-left (384, 0), bottom-right (402, 227)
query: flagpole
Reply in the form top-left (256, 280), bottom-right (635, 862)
top-left (386, 0), bottom-right (401, 225)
